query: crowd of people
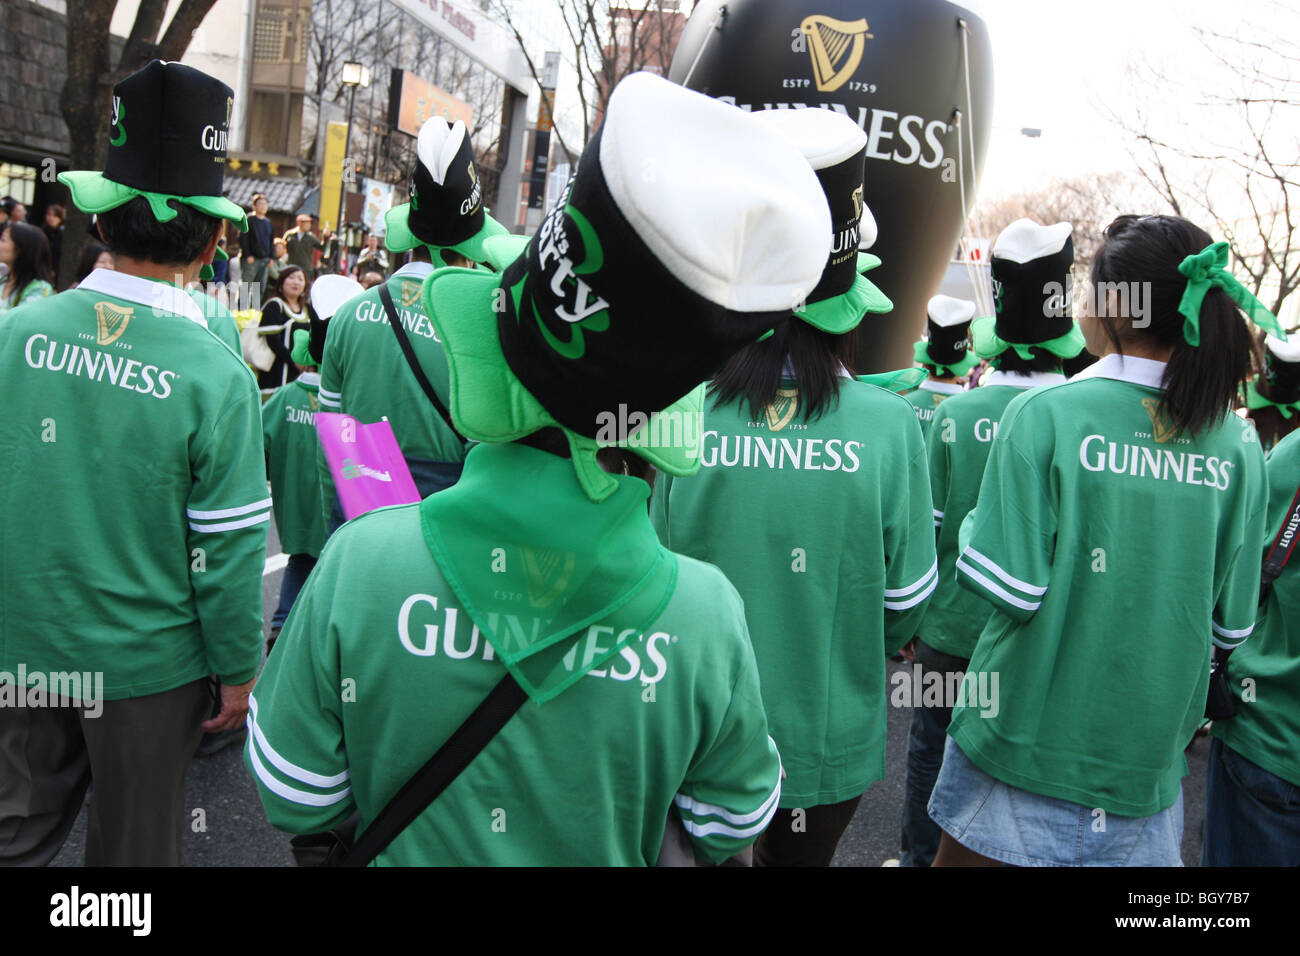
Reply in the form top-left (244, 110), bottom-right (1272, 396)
top-left (1, 59), bottom-right (1297, 869)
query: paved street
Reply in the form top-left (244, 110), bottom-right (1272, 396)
top-left (51, 519), bottom-right (1210, 868)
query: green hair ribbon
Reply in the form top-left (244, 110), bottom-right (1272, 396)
top-left (1178, 241), bottom-right (1285, 346)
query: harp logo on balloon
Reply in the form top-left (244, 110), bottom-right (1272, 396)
top-left (799, 15), bottom-right (872, 93)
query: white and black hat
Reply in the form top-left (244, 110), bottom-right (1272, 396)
top-left (421, 72), bottom-right (830, 501)
top-left (1250, 334), bottom-right (1300, 409)
top-left (972, 218), bottom-right (1085, 360)
top-left (753, 107), bottom-right (891, 332)
top-left (384, 117), bottom-right (507, 260)
top-left (915, 294), bottom-right (978, 375)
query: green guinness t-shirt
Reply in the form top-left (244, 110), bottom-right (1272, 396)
top-left (654, 378), bottom-right (937, 807)
top-left (950, 354), bottom-right (1267, 816)
top-left (922, 370), bottom-right (1066, 659)
top-left (247, 443), bottom-right (782, 865)
top-left (262, 373), bottom-right (328, 558)
top-left (0, 270), bottom-right (268, 697)
top-left (904, 380), bottom-right (963, 439)
top-left (1213, 427), bottom-right (1300, 787)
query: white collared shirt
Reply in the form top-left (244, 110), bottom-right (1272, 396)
top-left (919, 379), bottom-right (963, 395)
top-left (392, 261), bottom-right (435, 282)
top-left (77, 269), bottom-right (209, 329)
top-left (1069, 353), bottom-right (1167, 389)
top-left (984, 370), bottom-right (1068, 389)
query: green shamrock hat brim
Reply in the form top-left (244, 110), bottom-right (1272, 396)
top-left (856, 367), bottom-right (929, 394)
top-left (912, 339), bottom-right (980, 377)
top-left (384, 204), bottom-right (509, 261)
top-left (290, 328), bottom-right (314, 367)
top-left (59, 171), bottom-right (248, 233)
top-left (422, 260), bottom-right (708, 502)
top-left (793, 252), bottom-right (892, 334)
top-left (970, 313), bottom-right (1086, 361)
top-left (198, 242), bottom-right (229, 281)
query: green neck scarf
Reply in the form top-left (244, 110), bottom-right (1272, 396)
top-left (420, 442), bottom-right (678, 703)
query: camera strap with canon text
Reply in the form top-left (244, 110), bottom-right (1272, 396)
top-left (1260, 482), bottom-right (1300, 602)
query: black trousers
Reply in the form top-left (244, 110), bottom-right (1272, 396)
top-left (0, 679), bottom-right (209, 866)
top-left (754, 794), bottom-right (864, 867)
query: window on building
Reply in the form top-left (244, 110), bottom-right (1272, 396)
top-left (253, 4), bottom-right (309, 64)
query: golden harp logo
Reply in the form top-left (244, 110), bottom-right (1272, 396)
top-left (94, 301), bottom-right (133, 346)
top-left (850, 185), bottom-right (864, 219)
top-left (225, 96), bottom-right (234, 129)
top-left (521, 546), bottom-right (576, 609)
top-left (764, 387), bottom-right (800, 431)
top-left (308, 393), bottom-right (320, 412)
top-left (400, 280), bottom-right (422, 308)
top-left (800, 15), bottom-right (872, 93)
top-left (1141, 397), bottom-right (1179, 444)
top-left (468, 162), bottom-right (477, 185)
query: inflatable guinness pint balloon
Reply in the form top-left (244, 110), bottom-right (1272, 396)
top-left (670, 0), bottom-right (993, 371)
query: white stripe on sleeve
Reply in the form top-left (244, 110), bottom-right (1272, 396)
top-left (189, 511), bottom-right (271, 533)
top-left (883, 559), bottom-right (939, 599)
top-left (955, 557), bottom-right (1042, 612)
top-left (248, 697), bottom-right (350, 789)
top-left (187, 498), bottom-right (273, 520)
top-left (246, 731), bottom-right (351, 808)
top-left (676, 778), bottom-right (782, 840)
top-left (963, 547), bottom-right (1048, 596)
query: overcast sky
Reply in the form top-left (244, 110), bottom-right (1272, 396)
top-left (967, 0), bottom-right (1282, 198)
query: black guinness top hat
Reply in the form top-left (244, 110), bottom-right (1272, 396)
top-left (753, 107), bottom-right (892, 333)
top-left (59, 60), bottom-right (247, 233)
top-left (1248, 334), bottom-right (1300, 409)
top-left (420, 72), bottom-right (830, 501)
top-left (971, 218), bottom-right (1084, 360)
top-left (384, 117), bottom-right (507, 261)
top-left (915, 295), bottom-right (978, 376)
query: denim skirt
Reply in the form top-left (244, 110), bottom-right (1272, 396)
top-left (928, 736), bottom-right (1184, 866)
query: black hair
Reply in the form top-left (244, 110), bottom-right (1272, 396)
top-left (709, 318), bottom-right (857, 423)
top-left (409, 245), bottom-right (432, 263)
top-left (2, 221), bottom-right (54, 297)
top-left (97, 195), bottom-right (221, 266)
top-left (1091, 214), bottom-right (1256, 437)
top-left (272, 264), bottom-right (307, 310)
top-left (991, 347), bottom-right (1062, 374)
top-left (75, 240), bottom-right (111, 285)
top-left (517, 427), bottom-right (656, 495)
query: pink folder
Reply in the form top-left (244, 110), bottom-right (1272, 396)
top-left (316, 413), bottom-right (421, 521)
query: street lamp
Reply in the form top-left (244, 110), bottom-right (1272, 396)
top-left (336, 61), bottom-right (371, 269)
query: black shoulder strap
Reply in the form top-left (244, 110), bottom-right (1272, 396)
top-left (343, 672), bottom-right (527, 867)
top-left (1260, 482), bottom-right (1300, 602)
top-left (378, 278), bottom-right (463, 442)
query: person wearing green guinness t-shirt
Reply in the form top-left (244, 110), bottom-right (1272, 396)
top-left (905, 295), bottom-right (979, 438)
top-left (0, 61), bottom-right (264, 866)
top-left (899, 229), bottom-right (1079, 867)
top-left (1204, 427), bottom-right (1300, 866)
top-left (317, 116), bottom-right (509, 534)
top-left (929, 215), bottom-right (1282, 867)
top-left (246, 73), bottom-right (832, 865)
top-left (263, 327), bottom-right (339, 653)
top-left (654, 107), bottom-right (935, 867)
